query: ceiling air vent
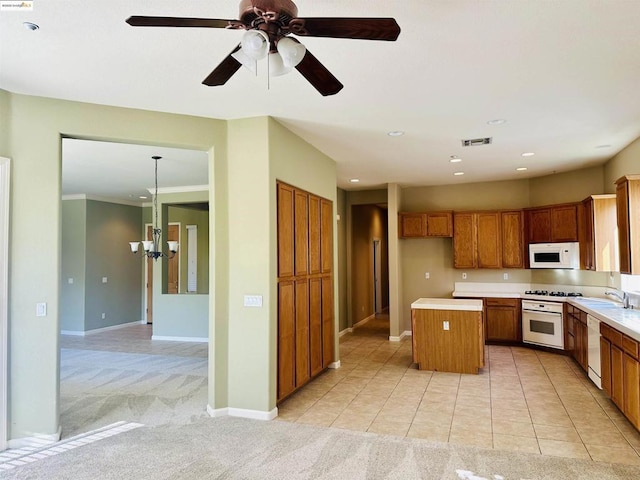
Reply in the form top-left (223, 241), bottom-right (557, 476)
top-left (462, 137), bottom-right (492, 147)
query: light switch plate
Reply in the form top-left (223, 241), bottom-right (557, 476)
top-left (443, 321), bottom-right (450, 331)
top-left (244, 295), bottom-right (263, 307)
top-left (36, 302), bottom-right (47, 317)
top-left (102, 277), bottom-right (108, 284)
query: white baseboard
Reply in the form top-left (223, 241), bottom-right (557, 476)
top-left (152, 335), bottom-right (208, 343)
top-left (328, 360), bottom-right (341, 369)
top-left (207, 405), bottom-right (278, 421)
top-left (353, 314), bottom-right (375, 329)
top-left (7, 425), bottom-right (61, 449)
top-left (339, 328), bottom-right (353, 337)
top-left (389, 330), bottom-right (412, 342)
top-left (61, 320), bottom-right (142, 337)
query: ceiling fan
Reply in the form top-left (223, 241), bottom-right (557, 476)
top-left (126, 0), bottom-right (401, 96)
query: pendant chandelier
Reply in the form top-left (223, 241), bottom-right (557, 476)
top-left (129, 156), bottom-right (178, 260)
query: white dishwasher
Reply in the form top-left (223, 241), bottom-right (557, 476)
top-left (587, 314), bottom-right (602, 389)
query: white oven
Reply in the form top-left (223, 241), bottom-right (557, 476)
top-left (522, 300), bottom-right (564, 350)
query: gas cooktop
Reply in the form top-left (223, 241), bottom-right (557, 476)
top-left (524, 290), bottom-right (583, 298)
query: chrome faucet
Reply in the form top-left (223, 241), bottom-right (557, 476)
top-left (605, 290), bottom-right (630, 309)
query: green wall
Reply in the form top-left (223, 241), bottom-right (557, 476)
top-left (60, 200), bottom-right (87, 332)
top-left (0, 90), bottom-right (9, 156)
top-left (604, 136), bottom-right (640, 191)
top-left (5, 92), bottom-right (224, 442)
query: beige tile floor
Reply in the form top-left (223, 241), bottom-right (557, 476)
top-left (277, 315), bottom-right (640, 466)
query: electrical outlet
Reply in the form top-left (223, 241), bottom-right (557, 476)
top-left (425, 272), bottom-right (430, 279)
top-left (503, 273), bottom-right (509, 280)
top-left (101, 313), bottom-right (106, 319)
top-left (243, 295), bottom-right (263, 307)
top-left (443, 321), bottom-right (450, 331)
top-left (102, 277), bottom-right (108, 284)
top-left (68, 278), bottom-right (74, 284)
top-left (36, 302), bottom-right (47, 317)
top-left (462, 273), bottom-right (467, 280)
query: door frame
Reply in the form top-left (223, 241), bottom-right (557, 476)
top-left (0, 157), bottom-right (10, 451)
top-left (373, 238), bottom-right (382, 314)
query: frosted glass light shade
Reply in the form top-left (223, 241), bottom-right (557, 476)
top-left (167, 241), bottom-right (179, 253)
top-left (129, 242), bottom-right (140, 253)
top-left (268, 52), bottom-right (292, 77)
top-left (231, 48), bottom-right (258, 74)
top-left (277, 37), bottom-right (306, 68)
top-left (142, 241), bottom-right (154, 252)
top-left (241, 30), bottom-right (269, 60)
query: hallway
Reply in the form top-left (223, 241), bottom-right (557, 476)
top-left (59, 324), bottom-right (208, 439)
top-left (277, 315), bottom-right (640, 466)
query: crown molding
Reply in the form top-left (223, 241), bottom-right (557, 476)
top-left (147, 185), bottom-right (209, 195)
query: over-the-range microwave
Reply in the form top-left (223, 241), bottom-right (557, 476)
top-left (529, 242), bottom-right (580, 269)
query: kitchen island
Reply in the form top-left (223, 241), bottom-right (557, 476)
top-left (411, 298), bottom-right (485, 374)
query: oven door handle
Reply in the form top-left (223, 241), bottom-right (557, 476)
top-left (523, 310), bottom-right (561, 317)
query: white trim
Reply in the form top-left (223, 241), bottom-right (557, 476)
top-left (339, 328), bottom-right (353, 337)
top-left (206, 405), bottom-right (278, 421)
top-left (61, 194), bottom-right (142, 207)
top-left (389, 330), bottom-right (412, 342)
top-left (168, 221), bottom-right (181, 293)
top-left (0, 157), bottom-right (9, 452)
top-left (152, 335), bottom-right (208, 343)
top-left (353, 313), bottom-right (375, 329)
top-left (60, 320), bottom-right (142, 337)
top-left (328, 360), bottom-right (341, 369)
top-left (7, 426), bottom-right (62, 449)
top-left (150, 185), bottom-right (209, 195)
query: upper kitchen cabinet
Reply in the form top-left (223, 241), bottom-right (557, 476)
top-left (501, 210), bottom-right (525, 269)
top-left (398, 211), bottom-right (453, 238)
top-left (616, 175), bottom-right (640, 274)
top-left (525, 203), bottom-right (579, 244)
top-left (453, 211), bottom-right (501, 269)
top-left (578, 194), bottom-right (618, 272)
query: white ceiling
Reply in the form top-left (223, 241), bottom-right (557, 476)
top-left (2, 0), bottom-right (640, 199)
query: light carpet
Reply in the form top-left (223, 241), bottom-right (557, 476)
top-left (3, 416), bottom-right (640, 480)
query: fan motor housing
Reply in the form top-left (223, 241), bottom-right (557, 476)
top-left (239, 0), bottom-right (298, 24)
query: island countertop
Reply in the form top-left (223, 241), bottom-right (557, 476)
top-left (411, 298), bottom-right (483, 311)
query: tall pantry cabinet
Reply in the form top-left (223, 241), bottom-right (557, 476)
top-left (277, 182), bottom-right (334, 402)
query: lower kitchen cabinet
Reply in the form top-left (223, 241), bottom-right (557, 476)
top-left (565, 304), bottom-right (588, 371)
top-left (600, 322), bottom-right (640, 429)
top-left (484, 298), bottom-right (521, 343)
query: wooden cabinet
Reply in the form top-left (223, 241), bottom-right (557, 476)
top-left (484, 298), bottom-right (521, 343)
top-left (526, 203), bottom-right (579, 244)
top-left (565, 304), bottom-right (588, 371)
top-left (578, 194), bottom-right (618, 271)
top-left (501, 210), bottom-right (525, 269)
top-left (600, 322), bottom-right (640, 429)
top-left (277, 182), bottom-right (334, 402)
top-left (398, 211), bottom-right (453, 238)
top-left (615, 175), bottom-right (640, 274)
top-left (453, 211), bottom-right (502, 269)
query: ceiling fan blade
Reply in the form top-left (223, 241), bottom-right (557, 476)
top-left (295, 50), bottom-right (343, 96)
top-left (126, 16), bottom-right (237, 28)
top-left (294, 18), bottom-right (400, 41)
top-left (202, 45), bottom-right (242, 87)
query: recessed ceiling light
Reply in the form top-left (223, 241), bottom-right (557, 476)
top-left (487, 119), bottom-right (507, 126)
top-left (349, 178), bottom-right (360, 183)
top-left (521, 152), bottom-right (535, 157)
top-left (449, 156), bottom-right (462, 163)
top-left (516, 167), bottom-right (528, 171)
top-left (23, 22), bottom-right (39, 31)
top-left (596, 144), bottom-right (611, 149)
top-left (453, 172), bottom-right (465, 176)
top-left (387, 131), bottom-right (404, 137)
top-left (139, 195), bottom-right (148, 199)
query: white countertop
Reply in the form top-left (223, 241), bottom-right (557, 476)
top-left (568, 298), bottom-right (640, 342)
top-left (411, 298), bottom-right (483, 311)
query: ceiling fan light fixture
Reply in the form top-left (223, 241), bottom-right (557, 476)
top-left (231, 48), bottom-right (258, 74)
top-left (277, 37), bottom-right (306, 68)
top-left (268, 52), bottom-right (292, 77)
top-left (240, 30), bottom-right (269, 60)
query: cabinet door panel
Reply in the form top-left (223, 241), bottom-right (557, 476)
top-left (399, 213), bottom-right (427, 237)
top-left (321, 276), bottom-right (334, 368)
top-left (277, 183), bottom-right (295, 278)
top-left (601, 337), bottom-right (612, 396)
top-left (426, 212), bottom-right (452, 237)
top-left (477, 212), bottom-right (501, 268)
top-left (278, 281), bottom-right (296, 400)
top-left (551, 205), bottom-right (578, 242)
top-left (528, 208), bottom-right (551, 244)
top-left (294, 190), bottom-right (309, 276)
top-left (501, 211), bottom-right (524, 268)
top-left (617, 181), bottom-right (631, 274)
top-left (623, 354), bottom-right (640, 428)
top-left (295, 279), bottom-right (310, 387)
top-left (612, 345), bottom-right (624, 409)
top-left (320, 199), bottom-right (333, 274)
top-left (485, 306), bottom-right (519, 342)
top-left (308, 195), bottom-right (321, 275)
top-left (453, 213), bottom-right (476, 268)
top-left (309, 278), bottom-right (323, 376)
